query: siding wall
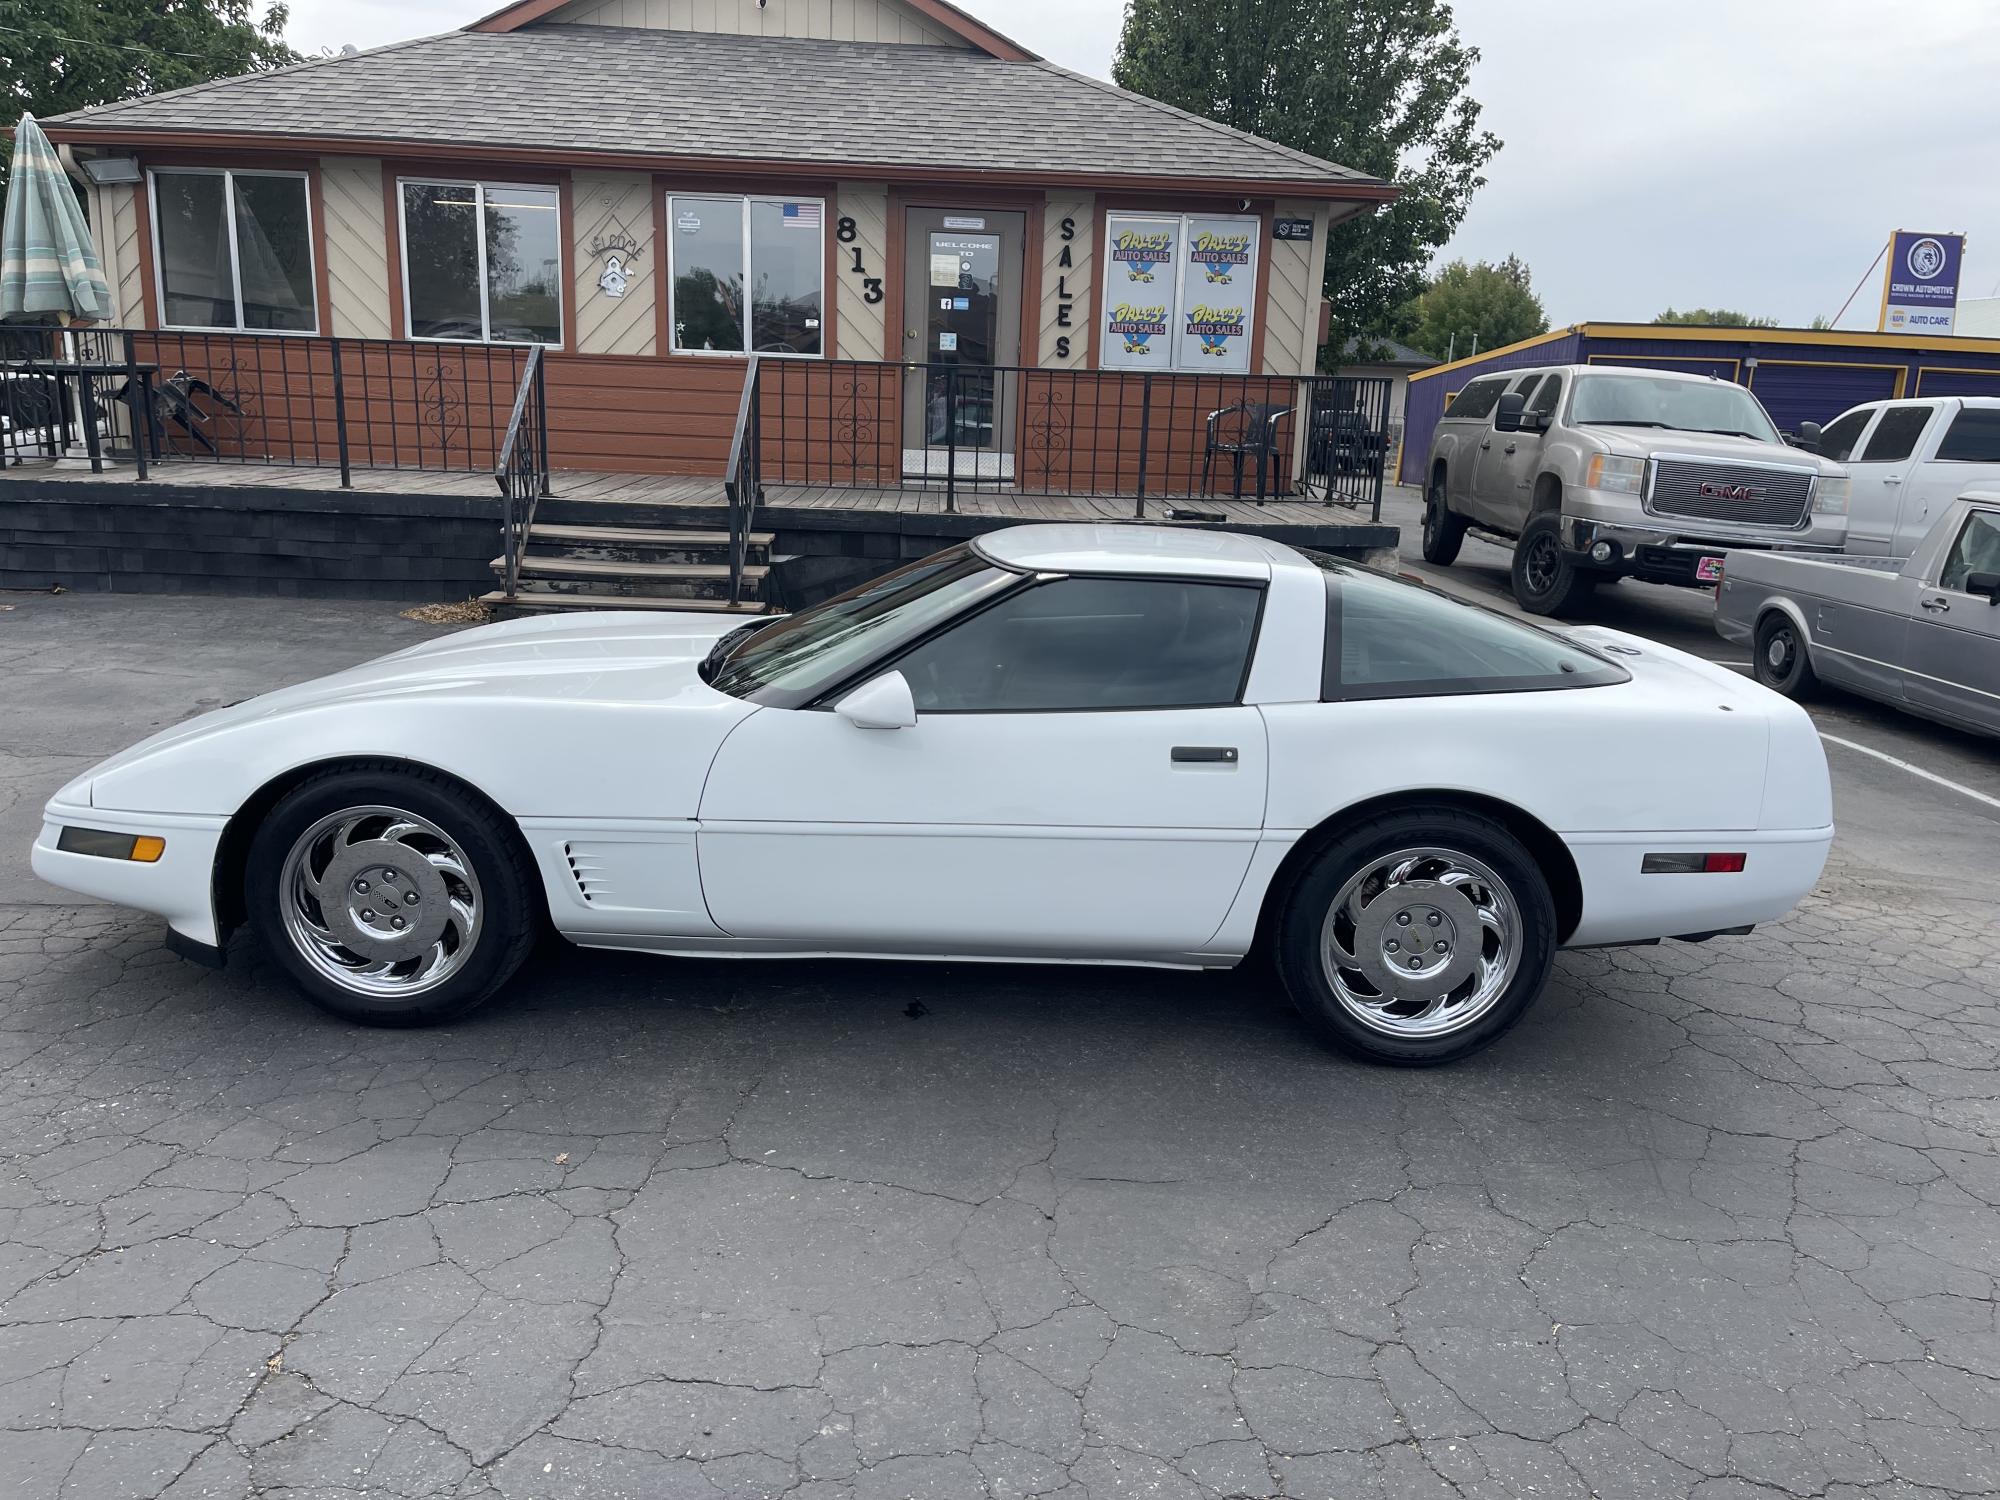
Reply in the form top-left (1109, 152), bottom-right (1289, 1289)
top-left (1260, 198), bottom-right (1327, 377)
top-left (834, 182), bottom-right (889, 361)
top-left (95, 183), bottom-right (147, 327)
top-left (543, 0), bottom-right (969, 45)
top-left (319, 157), bottom-right (392, 340)
top-left (1037, 192), bottom-right (1092, 368)
top-left (572, 170), bottom-right (658, 356)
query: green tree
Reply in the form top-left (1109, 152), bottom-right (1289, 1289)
top-left (1397, 254), bottom-right (1546, 362)
top-left (1, 0), bottom-right (296, 199)
top-left (1652, 307), bottom-right (1780, 328)
top-left (1113, 0), bottom-right (1499, 357)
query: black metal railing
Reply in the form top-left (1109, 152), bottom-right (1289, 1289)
top-left (2, 326), bottom-right (540, 484)
top-left (492, 347), bottom-right (551, 600)
top-left (722, 354), bottom-right (765, 609)
top-left (751, 360), bottom-right (1392, 520)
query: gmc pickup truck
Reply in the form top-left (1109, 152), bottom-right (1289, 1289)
top-left (1422, 364), bottom-right (1850, 615)
top-left (1716, 492), bottom-right (2000, 737)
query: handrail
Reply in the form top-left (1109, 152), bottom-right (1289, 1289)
top-left (722, 353), bottom-right (763, 609)
top-left (492, 346), bottom-right (548, 600)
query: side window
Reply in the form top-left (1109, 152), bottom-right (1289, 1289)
top-left (1814, 408), bottom-right (1875, 463)
top-left (1524, 374), bottom-right (1562, 416)
top-left (1934, 408), bottom-right (2000, 463)
top-left (1445, 378), bottom-right (1504, 421)
top-left (1855, 405), bottom-right (1936, 464)
top-left (892, 576), bottom-right (1261, 712)
top-left (1938, 511), bottom-right (2000, 594)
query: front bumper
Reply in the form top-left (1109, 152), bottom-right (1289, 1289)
top-left (1562, 826), bottom-right (1833, 948)
top-left (1562, 512), bottom-right (1842, 586)
top-left (31, 800), bottom-right (227, 947)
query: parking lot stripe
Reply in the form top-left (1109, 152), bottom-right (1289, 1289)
top-left (1820, 732), bottom-right (2000, 812)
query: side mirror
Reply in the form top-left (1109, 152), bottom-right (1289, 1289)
top-left (1965, 571), bottom-right (2000, 604)
top-left (833, 670), bottom-right (917, 729)
top-left (1493, 391), bottom-right (1525, 433)
top-left (1520, 408), bottom-right (1551, 434)
top-left (1793, 421), bottom-right (1822, 453)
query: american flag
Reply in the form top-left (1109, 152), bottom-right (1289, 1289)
top-left (781, 202), bottom-right (822, 229)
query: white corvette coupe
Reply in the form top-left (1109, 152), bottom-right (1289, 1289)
top-left (33, 525), bottom-right (1833, 1065)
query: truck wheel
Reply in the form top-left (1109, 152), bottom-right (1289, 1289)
top-left (1511, 514), bottom-right (1594, 617)
top-left (1422, 472), bottom-right (1466, 564)
top-left (1753, 613), bottom-right (1818, 699)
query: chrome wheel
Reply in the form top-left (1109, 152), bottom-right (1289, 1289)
top-left (1319, 846), bottom-right (1522, 1039)
top-left (279, 805), bottom-right (482, 998)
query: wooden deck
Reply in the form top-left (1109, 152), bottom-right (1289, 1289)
top-left (2, 458), bottom-right (1389, 537)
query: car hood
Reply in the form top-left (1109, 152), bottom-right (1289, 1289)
top-left (1580, 426), bottom-right (1842, 474)
top-left (62, 610), bottom-right (752, 809)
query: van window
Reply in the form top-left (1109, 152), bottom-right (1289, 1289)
top-left (1813, 408), bottom-right (1874, 463)
top-left (1445, 377), bottom-right (1506, 421)
top-left (1855, 405), bottom-right (1936, 464)
top-left (1935, 408), bottom-right (2000, 463)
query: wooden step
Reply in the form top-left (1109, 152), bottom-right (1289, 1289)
top-left (478, 590), bottom-right (772, 616)
top-left (495, 554), bottom-right (768, 582)
top-left (524, 523), bottom-right (774, 548)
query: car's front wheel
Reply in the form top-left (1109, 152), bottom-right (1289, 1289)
top-left (1274, 807), bottom-right (1557, 1065)
top-left (1511, 513), bottom-right (1595, 616)
top-left (245, 765), bottom-right (538, 1026)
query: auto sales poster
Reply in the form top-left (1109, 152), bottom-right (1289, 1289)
top-left (1878, 231), bottom-right (1965, 334)
top-left (1101, 216), bottom-right (1177, 369)
top-left (1173, 217), bottom-right (1258, 373)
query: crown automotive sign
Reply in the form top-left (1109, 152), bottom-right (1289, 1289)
top-left (1878, 230), bottom-right (1964, 334)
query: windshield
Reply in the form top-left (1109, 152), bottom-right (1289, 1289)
top-left (705, 545), bottom-right (1012, 703)
top-left (1570, 374), bottom-right (1781, 443)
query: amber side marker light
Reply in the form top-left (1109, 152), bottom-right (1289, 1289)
top-left (56, 827), bottom-right (166, 862)
top-left (1642, 852), bottom-right (1747, 874)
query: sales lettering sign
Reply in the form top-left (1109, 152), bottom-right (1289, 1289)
top-left (1879, 230), bottom-right (1964, 334)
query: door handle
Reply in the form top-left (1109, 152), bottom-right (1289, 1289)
top-left (1479, 439), bottom-right (1492, 450)
top-left (1881, 475), bottom-right (1902, 484)
top-left (1503, 443), bottom-right (1517, 455)
top-left (1920, 597), bottom-right (1951, 613)
top-left (1171, 746), bottom-right (1239, 764)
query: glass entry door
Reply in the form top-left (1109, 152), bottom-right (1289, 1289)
top-left (902, 208), bottom-right (1024, 479)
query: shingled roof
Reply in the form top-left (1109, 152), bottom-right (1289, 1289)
top-left (42, 25), bottom-right (1388, 198)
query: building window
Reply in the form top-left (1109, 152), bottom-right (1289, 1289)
top-left (399, 180), bottom-right (562, 345)
top-left (667, 195), bottom-right (824, 356)
top-left (150, 169), bottom-right (316, 333)
top-left (1099, 211), bottom-right (1259, 375)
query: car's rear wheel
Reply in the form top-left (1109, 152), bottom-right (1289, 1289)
top-left (246, 766), bottom-right (537, 1027)
top-left (1421, 471), bottom-right (1466, 564)
top-left (1752, 612), bottom-right (1817, 699)
top-left (1511, 513), bottom-right (1596, 616)
top-left (1274, 807), bottom-right (1557, 1066)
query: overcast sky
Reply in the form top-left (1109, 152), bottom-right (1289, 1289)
top-left (285, 0), bottom-right (1998, 329)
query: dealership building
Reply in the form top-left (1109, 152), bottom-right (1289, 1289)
top-left (1397, 322), bottom-right (2000, 487)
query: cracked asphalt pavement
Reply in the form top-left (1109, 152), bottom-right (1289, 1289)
top-left (2, 590), bottom-right (1997, 1500)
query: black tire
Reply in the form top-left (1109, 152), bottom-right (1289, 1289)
top-left (1421, 470), bottom-right (1466, 565)
top-left (1273, 806), bottom-right (1558, 1066)
top-left (1752, 612), bottom-right (1818, 700)
top-left (245, 764), bottom-right (538, 1027)
top-left (1511, 512), bottom-right (1595, 617)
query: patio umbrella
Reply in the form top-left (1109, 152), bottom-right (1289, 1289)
top-left (3, 114), bottom-right (115, 466)
top-left (1, 114), bottom-right (111, 324)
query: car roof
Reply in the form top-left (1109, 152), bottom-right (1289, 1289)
top-left (973, 523), bottom-right (1292, 580)
top-left (1469, 363), bottom-right (1729, 386)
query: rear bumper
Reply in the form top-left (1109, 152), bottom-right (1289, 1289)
top-left (31, 801), bottom-right (227, 947)
top-left (1562, 826), bottom-right (1833, 948)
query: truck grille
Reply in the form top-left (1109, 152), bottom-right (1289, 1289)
top-left (1646, 457), bottom-right (1816, 529)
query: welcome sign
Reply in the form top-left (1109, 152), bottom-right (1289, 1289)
top-left (1879, 230), bottom-right (1964, 334)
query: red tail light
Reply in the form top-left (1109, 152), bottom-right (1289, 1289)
top-left (1642, 852), bottom-right (1747, 874)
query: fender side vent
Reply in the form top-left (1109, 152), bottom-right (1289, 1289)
top-left (563, 842), bottom-right (610, 904)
